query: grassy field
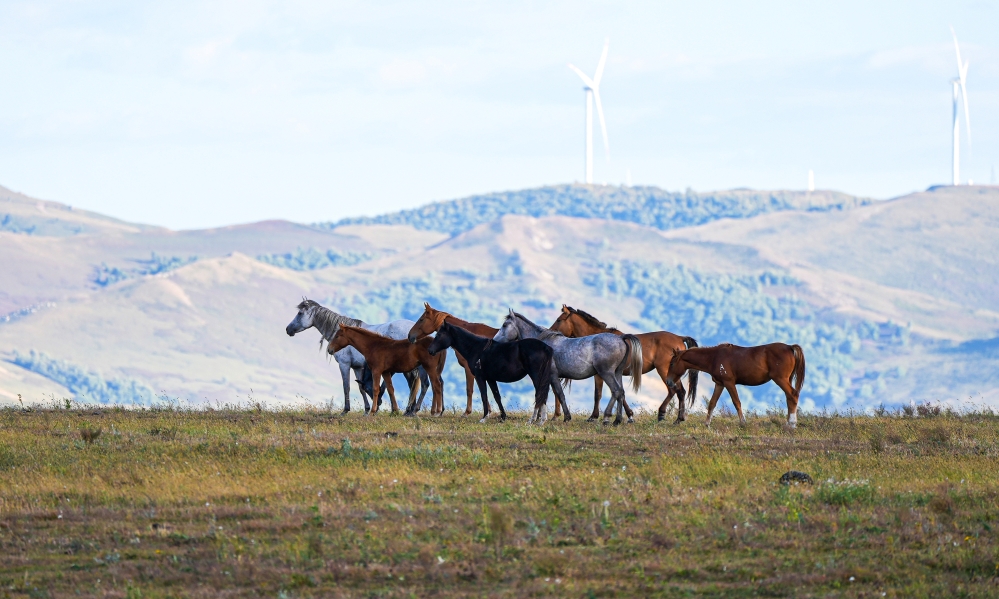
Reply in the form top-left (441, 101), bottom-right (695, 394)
top-left (1, 405), bottom-right (997, 598)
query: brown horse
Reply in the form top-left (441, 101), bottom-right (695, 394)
top-left (328, 326), bottom-right (447, 416)
top-left (408, 303), bottom-right (499, 416)
top-left (550, 305), bottom-right (699, 422)
top-left (665, 343), bottom-right (805, 428)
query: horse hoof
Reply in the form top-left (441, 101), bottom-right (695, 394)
top-left (479, 418), bottom-right (487, 424)
top-left (602, 419), bottom-right (610, 426)
top-left (563, 415), bottom-right (571, 422)
top-left (673, 417), bottom-right (685, 425)
top-left (613, 419), bottom-right (622, 426)
top-left (657, 413), bottom-right (665, 422)
top-left (627, 417), bottom-right (635, 424)
top-left (586, 417), bottom-right (597, 423)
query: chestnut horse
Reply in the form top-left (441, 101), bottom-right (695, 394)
top-left (665, 343), bottom-right (805, 428)
top-left (408, 303), bottom-right (499, 416)
top-left (327, 326), bottom-right (447, 416)
top-left (550, 305), bottom-right (699, 422)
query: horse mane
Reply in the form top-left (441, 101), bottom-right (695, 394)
top-left (300, 299), bottom-right (363, 339)
top-left (566, 306), bottom-right (618, 332)
top-left (511, 311), bottom-right (564, 341)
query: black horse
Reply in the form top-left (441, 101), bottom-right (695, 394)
top-left (356, 367), bottom-right (431, 414)
top-left (427, 321), bottom-right (570, 423)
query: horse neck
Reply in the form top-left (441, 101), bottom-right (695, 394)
top-left (516, 315), bottom-right (563, 343)
top-left (311, 306), bottom-right (365, 341)
top-left (571, 316), bottom-right (614, 336)
top-left (446, 323), bottom-right (487, 357)
top-left (681, 348), bottom-right (716, 371)
top-left (339, 328), bottom-right (385, 355)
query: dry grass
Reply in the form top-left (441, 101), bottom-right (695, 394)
top-left (1, 406), bottom-right (998, 597)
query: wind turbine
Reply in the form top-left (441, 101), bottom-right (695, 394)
top-left (568, 38), bottom-right (610, 184)
top-left (950, 26), bottom-right (971, 186)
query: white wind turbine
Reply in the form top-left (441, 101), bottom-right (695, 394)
top-left (950, 26), bottom-right (971, 186)
top-left (568, 38), bottom-right (610, 184)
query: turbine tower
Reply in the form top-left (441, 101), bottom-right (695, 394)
top-left (950, 26), bottom-right (971, 186)
top-left (569, 39), bottom-right (610, 184)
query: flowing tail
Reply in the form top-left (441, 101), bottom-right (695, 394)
top-left (536, 351), bottom-right (555, 410)
top-left (790, 345), bottom-right (805, 397)
top-left (682, 337), bottom-right (699, 408)
top-left (622, 334), bottom-right (643, 392)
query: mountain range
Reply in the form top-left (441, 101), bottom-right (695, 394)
top-left (2, 183), bottom-right (997, 414)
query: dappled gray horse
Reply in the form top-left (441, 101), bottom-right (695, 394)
top-left (492, 310), bottom-right (643, 425)
top-left (285, 299), bottom-right (428, 412)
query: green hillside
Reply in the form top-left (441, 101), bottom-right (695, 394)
top-left (323, 184), bottom-right (871, 235)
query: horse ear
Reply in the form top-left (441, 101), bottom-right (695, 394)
top-left (424, 302), bottom-right (430, 310)
top-left (561, 305), bottom-right (569, 313)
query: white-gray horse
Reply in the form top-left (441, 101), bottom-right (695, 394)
top-left (286, 299), bottom-right (428, 413)
top-left (493, 310), bottom-right (643, 424)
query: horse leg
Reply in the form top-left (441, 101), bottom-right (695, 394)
top-left (369, 369), bottom-right (383, 415)
top-left (339, 360), bottom-right (353, 413)
top-left (409, 368), bottom-right (430, 415)
top-left (549, 366), bottom-right (570, 422)
top-left (456, 353), bottom-right (477, 416)
top-left (353, 365), bottom-right (373, 414)
top-left (773, 377), bottom-right (799, 428)
top-left (476, 375), bottom-right (491, 423)
top-left (383, 375), bottom-right (401, 413)
top-left (705, 383), bottom-right (725, 426)
top-left (588, 376), bottom-right (604, 421)
top-left (655, 364), bottom-right (682, 422)
top-left (725, 383), bottom-right (746, 425)
top-left (601, 375), bottom-right (627, 426)
top-left (488, 380), bottom-right (507, 422)
top-left (431, 372), bottom-right (444, 416)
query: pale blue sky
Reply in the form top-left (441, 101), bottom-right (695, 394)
top-left (1, 1), bottom-right (996, 229)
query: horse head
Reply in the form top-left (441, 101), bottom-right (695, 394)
top-left (549, 305), bottom-right (575, 335)
top-left (408, 303), bottom-right (448, 343)
top-left (427, 322), bottom-right (453, 356)
top-left (493, 310), bottom-right (521, 342)
top-left (286, 298), bottom-right (319, 336)
top-left (327, 326), bottom-right (353, 355)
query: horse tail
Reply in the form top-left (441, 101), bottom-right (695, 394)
top-left (622, 334), bottom-right (643, 392)
top-left (681, 337), bottom-right (698, 408)
top-left (537, 351), bottom-right (555, 409)
top-left (790, 345), bottom-right (805, 397)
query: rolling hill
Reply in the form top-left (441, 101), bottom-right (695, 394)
top-left (2, 183), bottom-right (997, 414)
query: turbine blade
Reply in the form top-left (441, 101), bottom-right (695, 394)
top-left (951, 26), bottom-right (965, 78)
top-left (960, 65), bottom-right (971, 144)
top-left (568, 63), bottom-right (595, 88)
top-left (593, 90), bottom-right (610, 161)
top-left (593, 38), bottom-right (609, 87)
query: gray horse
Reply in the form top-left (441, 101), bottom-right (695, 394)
top-left (286, 299), bottom-right (428, 413)
top-left (493, 310), bottom-right (643, 424)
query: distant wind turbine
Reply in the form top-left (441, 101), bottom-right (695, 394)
top-left (950, 26), bottom-right (971, 186)
top-left (568, 38), bottom-right (610, 184)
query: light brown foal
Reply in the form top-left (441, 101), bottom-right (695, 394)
top-left (664, 343), bottom-right (805, 428)
top-left (407, 303), bottom-right (499, 416)
top-left (550, 305), bottom-right (699, 422)
top-left (328, 326), bottom-right (447, 416)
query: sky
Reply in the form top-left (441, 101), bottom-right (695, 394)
top-left (1, 1), bottom-right (997, 230)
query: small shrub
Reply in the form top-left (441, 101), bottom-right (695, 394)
top-left (80, 427), bottom-right (102, 444)
top-left (929, 484), bottom-right (956, 517)
top-left (869, 430), bottom-right (885, 453)
top-left (916, 403), bottom-right (941, 418)
top-left (919, 425), bottom-right (951, 447)
top-left (816, 479), bottom-right (875, 506)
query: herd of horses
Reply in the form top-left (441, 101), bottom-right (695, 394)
top-left (286, 299), bottom-right (806, 427)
